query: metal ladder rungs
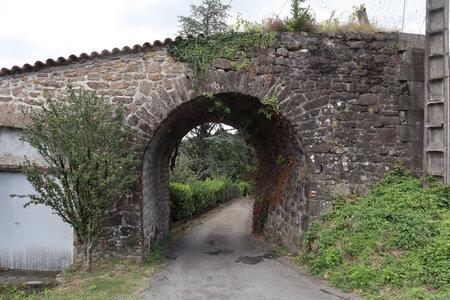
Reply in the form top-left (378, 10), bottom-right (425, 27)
top-left (428, 5), bottom-right (444, 12)
top-left (425, 124), bottom-right (445, 128)
top-left (427, 99), bottom-right (445, 103)
top-left (427, 172), bottom-right (445, 178)
top-left (425, 0), bottom-right (449, 185)
top-left (429, 53), bottom-right (446, 58)
top-left (428, 75), bottom-right (449, 81)
top-left (427, 28), bottom-right (448, 35)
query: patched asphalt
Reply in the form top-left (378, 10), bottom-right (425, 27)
top-left (143, 198), bottom-right (362, 300)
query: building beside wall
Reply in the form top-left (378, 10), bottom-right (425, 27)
top-left (0, 127), bottom-right (73, 270)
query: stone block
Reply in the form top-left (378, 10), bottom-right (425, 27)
top-left (102, 73), bottom-right (122, 81)
top-left (398, 33), bottom-right (425, 51)
top-left (298, 119), bottom-right (316, 131)
top-left (406, 110), bottom-right (423, 125)
top-left (398, 95), bottom-right (424, 110)
top-left (407, 141), bottom-right (423, 157)
top-left (302, 96), bottom-right (329, 111)
top-left (359, 93), bottom-right (378, 105)
top-left (407, 81), bottom-right (424, 96)
top-left (397, 65), bottom-right (419, 81)
top-left (0, 96), bottom-right (12, 102)
top-left (213, 58), bottom-right (231, 70)
top-left (378, 128), bottom-right (397, 143)
top-left (111, 81), bottom-right (131, 89)
top-left (0, 88), bottom-right (10, 95)
top-left (276, 47), bottom-right (289, 57)
top-left (397, 125), bottom-right (421, 142)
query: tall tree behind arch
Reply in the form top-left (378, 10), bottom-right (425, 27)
top-left (178, 0), bottom-right (231, 36)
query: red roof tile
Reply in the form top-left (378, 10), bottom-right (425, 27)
top-left (0, 36), bottom-right (194, 76)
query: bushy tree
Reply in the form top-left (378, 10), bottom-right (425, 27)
top-left (178, 123), bottom-right (217, 180)
top-left (178, 0), bottom-right (231, 35)
top-left (170, 123), bottom-right (255, 183)
top-left (169, 152), bottom-right (198, 184)
top-left (205, 127), bottom-right (255, 182)
top-left (11, 86), bottom-right (137, 270)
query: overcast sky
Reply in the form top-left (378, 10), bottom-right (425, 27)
top-left (0, 0), bottom-right (426, 69)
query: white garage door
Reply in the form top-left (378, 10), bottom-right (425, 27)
top-left (0, 172), bottom-right (73, 270)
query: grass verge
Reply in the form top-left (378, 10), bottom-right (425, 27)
top-left (0, 198), bottom-right (236, 300)
top-left (0, 237), bottom-right (173, 300)
top-left (299, 167), bottom-right (449, 299)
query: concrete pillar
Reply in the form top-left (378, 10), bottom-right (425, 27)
top-left (424, 0), bottom-right (449, 184)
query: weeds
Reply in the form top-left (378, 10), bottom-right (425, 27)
top-left (0, 233), bottom-right (177, 299)
top-left (300, 167), bottom-right (450, 299)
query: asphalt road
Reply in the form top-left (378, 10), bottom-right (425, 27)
top-left (143, 198), bottom-right (362, 300)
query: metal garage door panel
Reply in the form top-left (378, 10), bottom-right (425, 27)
top-left (0, 172), bottom-right (73, 270)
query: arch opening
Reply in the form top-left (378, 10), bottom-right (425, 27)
top-left (169, 122), bottom-right (254, 185)
top-left (168, 122), bottom-right (255, 223)
top-left (141, 93), bottom-right (306, 255)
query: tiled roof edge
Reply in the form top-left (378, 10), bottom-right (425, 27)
top-left (0, 35), bottom-right (197, 77)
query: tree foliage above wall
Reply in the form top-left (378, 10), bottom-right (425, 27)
top-left (178, 0), bottom-right (231, 36)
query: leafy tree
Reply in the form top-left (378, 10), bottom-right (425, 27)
top-left (178, 123), bottom-right (217, 180)
top-left (11, 86), bottom-right (137, 270)
top-left (169, 151), bottom-right (198, 184)
top-left (178, 0), bottom-right (231, 35)
top-left (205, 127), bottom-right (255, 182)
top-left (170, 123), bottom-right (255, 183)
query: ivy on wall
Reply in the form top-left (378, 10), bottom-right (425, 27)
top-left (168, 31), bottom-right (276, 90)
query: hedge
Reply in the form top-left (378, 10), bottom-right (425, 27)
top-left (190, 179), bottom-right (227, 212)
top-left (169, 183), bottom-right (194, 221)
top-left (171, 179), bottom-right (236, 221)
top-left (170, 179), bottom-right (254, 222)
top-left (237, 182), bottom-right (252, 197)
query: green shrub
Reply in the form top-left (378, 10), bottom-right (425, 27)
top-left (190, 179), bottom-right (227, 211)
top-left (237, 182), bottom-right (252, 197)
top-left (170, 179), bottom-right (239, 221)
top-left (301, 168), bottom-right (450, 298)
top-left (169, 183), bottom-right (194, 221)
top-left (230, 0), bottom-right (314, 33)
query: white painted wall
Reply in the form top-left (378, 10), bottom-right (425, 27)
top-left (0, 172), bottom-right (73, 270)
top-left (0, 127), bottom-right (44, 168)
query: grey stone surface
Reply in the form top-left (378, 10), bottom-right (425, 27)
top-left (0, 269), bottom-right (59, 284)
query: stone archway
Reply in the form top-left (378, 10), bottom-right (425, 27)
top-left (0, 31), bottom-right (427, 260)
top-left (140, 91), bottom-right (306, 255)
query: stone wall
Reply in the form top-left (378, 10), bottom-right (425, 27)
top-left (259, 32), bottom-right (426, 251)
top-left (0, 32), bottom-right (425, 257)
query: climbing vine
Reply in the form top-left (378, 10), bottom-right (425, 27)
top-left (168, 31), bottom-right (276, 90)
top-left (208, 100), bottom-right (231, 120)
top-left (251, 112), bottom-right (298, 234)
top-left (258, 89), bottom-right (280, 120)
